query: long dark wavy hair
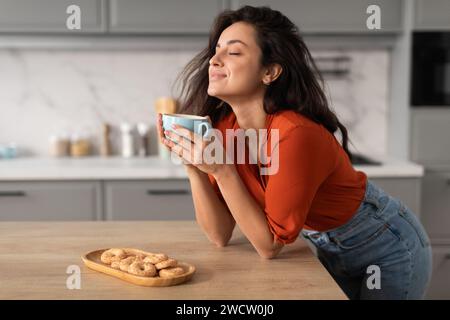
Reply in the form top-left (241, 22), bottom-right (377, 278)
top-left (175, 5), bottom-right (352, 160)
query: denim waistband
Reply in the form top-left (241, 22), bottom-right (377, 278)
top-left (302, 178), bottom-right (397, 245)
top-left (361, 178), bottom-right (387, 208)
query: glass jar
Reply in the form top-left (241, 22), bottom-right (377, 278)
top-left (70, 132), bottom-right (91, 157)
top-left (49, 133), bottom-right (70, 157)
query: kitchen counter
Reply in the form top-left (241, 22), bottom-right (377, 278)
top-left (0, 154), bottom-right (424, 180)
top-left (0, 221), bottom-right (347, 300)
top-left (0, 156), bottom-right (187, 180)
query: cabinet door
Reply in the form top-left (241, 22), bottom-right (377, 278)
top-left (421, 169), bottom-right (450, 240)
top-left (0, 181), bottom-right (102, 221)
top-left (231, 0), bottom-right (403, 33)
top-left (415, 0), bottom-right (450, 31)
top-left (411, 109), bottom-right (450, 166)
top-left (104, 180), bottom-right (195, 220)
top-left (109, 0), bottom-right (226, 34)
top-left (426, 245), bottom-right (450, 299)
top-left (0, 0), bottom-right (105, 33)
top-left (369, 178), bottom-right (422, 217)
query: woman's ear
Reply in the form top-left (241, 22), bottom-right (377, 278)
top-left (262, 63), bottom-right (283, 85)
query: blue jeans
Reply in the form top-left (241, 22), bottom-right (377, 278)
top-left (302, 179), bottom-right (432, 300)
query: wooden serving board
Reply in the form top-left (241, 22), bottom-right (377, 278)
top-left (81, 248), bottom-right (196, 287)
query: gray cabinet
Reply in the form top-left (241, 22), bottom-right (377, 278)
top-left (414, 0), bottom-right (450, 31)
top-left (426, 244), bottom-right (450, 299)
top-left (231, 0), bottom-right (403, 33)
top-left (109, 0), bottom-right (226, 34)
top-left (0, 179), bottom-right (196, 221)
top-left (420, 167), bottom-right (450, 300)
top-left (421, 169), bottom-right (450, 240)
top-left (0, 181), bottom-right (102, 221)
top-left (369, 177), bottom-right (422, 217)
top-left (0, 0), bottom-right (106, 33)
top-left (412, 108), bottom-right (450, 299)
top-left (0, 0), bottom-right (409, 35)
top-left (104, 180), bottom-right (195, 220)
top-left (411, 108), bottom-right (450, 166)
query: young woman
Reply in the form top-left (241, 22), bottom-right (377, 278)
top-left (156, 6), bottom-right (432, 300)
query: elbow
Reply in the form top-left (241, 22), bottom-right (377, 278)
top-left (211, 233), bottom-right (232, 248)
top-left (213, 238), bottom-right (229, 247)
top-left (258, 242), bottom-right (284, 260)
top-left (258, 249), bottom-right (278, 260)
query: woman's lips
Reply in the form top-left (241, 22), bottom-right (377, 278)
top-left (209, 72), bottom-right (227, 81)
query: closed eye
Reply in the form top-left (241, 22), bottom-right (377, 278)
top-left (229, 52), bottom-right (241, 55)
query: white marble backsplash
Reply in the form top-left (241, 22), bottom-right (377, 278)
top-left (0, 48), bottom-right (388, 157)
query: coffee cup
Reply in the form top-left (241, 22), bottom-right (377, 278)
top-left (161, 113), bottom-right (212, 140)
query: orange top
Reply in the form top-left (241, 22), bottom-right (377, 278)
top-left (208, 109), bottom-right (367, 244)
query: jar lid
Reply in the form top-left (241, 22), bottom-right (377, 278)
top-left (120, 122), bottom-right (133, 132)
top-left (137, 123), bottom-right (149, 135)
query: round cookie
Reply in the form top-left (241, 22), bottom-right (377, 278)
top-left (128, 261), bottom-right (157, 277)
top-left (144, 253), bottom-right (168, 265)
top-left (100, 248), bottom-right (126, 264)
top-left (159, 267), bottom-right (185, 278)
top-left (155, 258), bottom-right (178, 270)
top-left (110, 261), bottom-right (121, 270)
top-left (119, 256), bottom-right (136, 272)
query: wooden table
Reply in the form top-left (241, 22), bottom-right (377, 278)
top-left (0, 221), bottom-right (347, 299)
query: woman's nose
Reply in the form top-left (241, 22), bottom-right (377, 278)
top-left (209, 54), bottom-right (223, 67)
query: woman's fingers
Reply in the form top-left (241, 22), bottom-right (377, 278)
top-left (157, 114), bottom-right (173, 150)
top-left (175, 124), bottom-right (210, 143)
top-left (171, 142), bottom-right (193, 165)
top-left (171, 124), bottom-right (196, 143)
top-left (158, 116), bottom-right (211, 144)
top-left (163, 123), bottom-right (213, 165)
top-left (166, 126), bottom-right (209, 164)
top-left (156, 113), bottom-right (165, 140)
top-left (165, 130), bottom-right (191, 150)
top-left (171, 125), bottom-right (207, 147)
top-left (165, 130), bottom-right (203, 164)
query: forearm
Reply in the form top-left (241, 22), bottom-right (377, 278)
top-left (213, 165), bottom-right (283, 259)
top-left (187, 168), bottom-right (235, 246)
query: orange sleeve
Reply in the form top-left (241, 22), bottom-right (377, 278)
top-left (264, 125), bottom-right (337, 244)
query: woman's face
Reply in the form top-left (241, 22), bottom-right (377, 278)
top-left (207, 22), bottom-right (267, 101)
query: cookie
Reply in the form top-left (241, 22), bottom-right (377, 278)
top-left (128, 261), bottom-right (157, 277)
top-left (159, 267), bottom-right (185, 278)
top-left (119, 256), bottom-right (136, 272)
top-left (144, 253), bottom-right (168, 265)
top-left (155, 258), bottom-right (178, 270)
top-left (100, 248), bottom-right (126, 264)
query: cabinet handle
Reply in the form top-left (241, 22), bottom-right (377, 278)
top-left (146, 189), bottom-right (189, 196)
top-left (0, 191), bottom-right (26, 197)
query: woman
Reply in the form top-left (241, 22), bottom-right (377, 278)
top-left (156, 6), bottom-right (432, 300)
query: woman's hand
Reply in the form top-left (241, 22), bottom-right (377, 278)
top-left (157, 113), bottom-right (199, 175)
top-left (157, 113), bottom-right (228, 177)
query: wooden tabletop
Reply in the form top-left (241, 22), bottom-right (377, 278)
top-left (0, 221), bottom-right (347, 300)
